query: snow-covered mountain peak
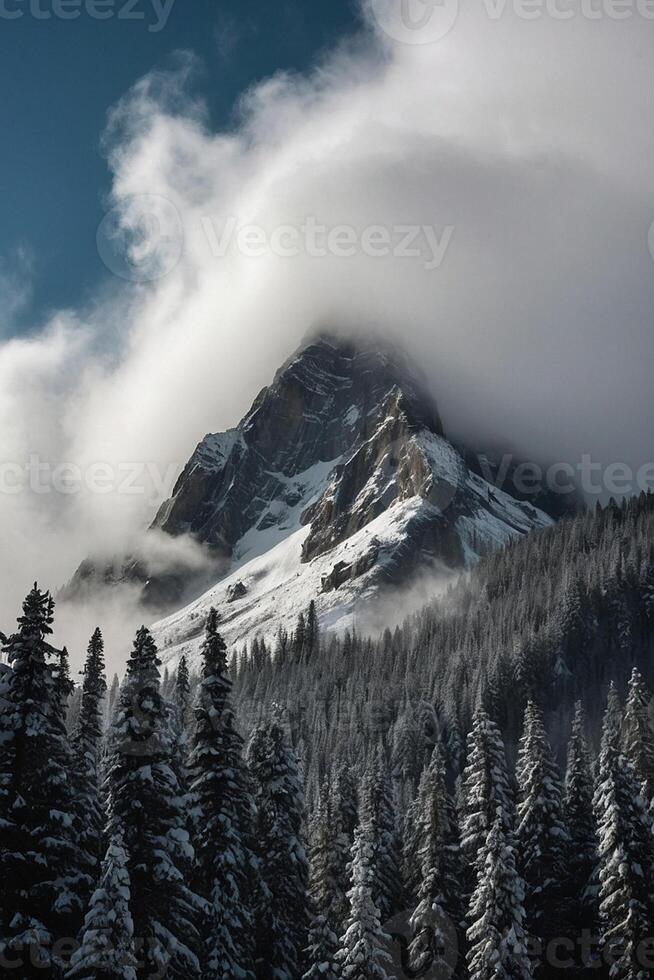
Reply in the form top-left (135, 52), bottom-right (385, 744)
top-left (142, 332), bottom-right (553, 664)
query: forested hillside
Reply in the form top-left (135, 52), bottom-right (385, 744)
top-left (1, 494), bottom-right (654, 978)
top-left (234, 492), bottom-right (654, 797)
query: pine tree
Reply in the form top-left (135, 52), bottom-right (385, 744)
top-left (0, 586), bottom-right (89, 976)
top-left (308, 784), bottom-right (339, 923)
top-left (337, 826), bottom-right (392, 980)
top-left (515, 701), bottom-right (568, 945)
top-left (466, 812), bottom-right (534, 980)
top-left (622, 667), bottom-right (654, 805)
top-left (66, 833), bottom-right (138, 980)
top-left (248, 709), bottom-right (309, 980)
top-left (408, 744), bottom-right (462, 978)
top-left (459, 707), bottom-right (513, 889)
top-left (305, 601), bottom-right (319, 663)
top-left (105, 626), bottom-right (201, 979)
top-left (359, 753), bottom-right (402, 923)
top-left (173, 655), bottom-right (191, 733)
top-left (302, 915), bottom-right (340, 980)
top-left (593, 684), bottom-right (654, 980)
top-left (187, 609), bottom-right (256, 979)
top-left (563, 701), bottom-right (598, 938)
top-left (330, 763), bottom-right (359, 933)
top-left (71, 628), bottom-right (107, 865)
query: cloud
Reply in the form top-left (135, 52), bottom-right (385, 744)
top-left (1, 8), bottom-right (653, 667)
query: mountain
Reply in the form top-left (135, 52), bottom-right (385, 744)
top-left (135, 332), bottom-right (554, 665)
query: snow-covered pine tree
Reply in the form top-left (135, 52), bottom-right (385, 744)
top-left (329, 763), bottom-right (359, 933)
top-left (187, 608), bottom-right (256, 979)
top-left (594, 683), bottom-right (654, 980)
top-left (105, 626), bottom-right (201, 980)
top-left (305, 600), bottom-right (319, 663)
top-left (337, 826), bottom-right (392, 980)
top-left (515, 701), bottom-right (568, 948)
top-left (359, 752), bottom-right (402, 923)
top-left (54, 645), bottom-right (74, 721)
top-left (459, 707), bottom-right (513, 890)
top-left (248, 708), bottom-right (309, 980)
top-left (173, 655), bottom-right (191, 733)
top-left (71, 628), bottom-right (107, 866)
top-left (308, 783), bottom-right (339, 922)
top-left (66, 833), bottom-right (138, 980)
top-left (408, 743), bottom-right (463, 978)
top-left (563, 701), bottom-right (599, 938)
top-left (466, 811), bottom-right (534, 980)
top-left (0, 585), bottom-right (89, 976)
top-left (622, 667), bottom-right (654, 805)
top-left (402, 791), bottom-right (423, 906)
top-left (302, 915), bottom-right (340, 980)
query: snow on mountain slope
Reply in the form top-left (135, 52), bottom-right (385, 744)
top-left (152, 425), bottom-right (552, 667)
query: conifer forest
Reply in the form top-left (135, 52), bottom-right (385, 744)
top-left (2, 492), bottom-right (654, 979)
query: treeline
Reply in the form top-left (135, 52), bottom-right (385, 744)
top-left (0, 493), bottom-right (654, 978)
top-left (1, 595), bottom-right (654, 977)
top-left (232, 491), bottom-right (654, 799)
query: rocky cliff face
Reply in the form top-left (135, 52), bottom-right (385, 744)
top-left (152, 335), bottom-right (444, 553)
top-left (66, 332), bottom-right (556, 659)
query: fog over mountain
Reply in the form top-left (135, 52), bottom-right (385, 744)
top-left (1, 4), bottom-right (653, 666)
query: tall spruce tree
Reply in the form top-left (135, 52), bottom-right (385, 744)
top-left (66, 833), bottom-right (138, 980)
top-left (408, 743), bottom-right (463, 978)
top-left (105, 626), bottom-right (201, 979)
top-left (337, 826), bottom-right (392, 980)
top-left (71, 628), bottom-right (107, 866)
top-left (0, 586), bottom-right (88, 976)
top-left (622, 667), bottom-right (654, 805)
top-left (564, 701), bottom-right (599, 944)
top-left (359, 753), bottom-right (402, 923)
top-left (466, 812), bottom-right (534, 980)
top-left (594, 684), bottom-right (654, 980)
top-left (187, 608), bottom-right (256, 979)
top-left (302, 915), bottom-right (340, 980)
top-left (248, 709), bottom-right (309, 980)
top-left (173, 655), bottom-right (191, 734)
top-left (515, 701), bottom-right (568, 948)
top-left (329, 763), bottom-right (359, 933)
top-left (459, 707), bottom-right (513, 890)
top-left (308, 784), bottom-right (339, 924)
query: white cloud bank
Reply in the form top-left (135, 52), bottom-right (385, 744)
top-left (1, 5), bottom-right (653, 666)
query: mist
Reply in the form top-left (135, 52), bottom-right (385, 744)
top-left (1, 5), bottom-right (653, 669)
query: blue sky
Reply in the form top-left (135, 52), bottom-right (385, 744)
top-left (0, 0), bottom-right (358, 332)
